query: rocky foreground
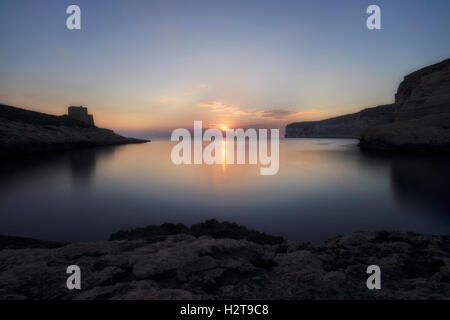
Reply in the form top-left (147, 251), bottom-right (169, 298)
top-left (0, 104), bottom-right (148, 154)
top-left (0, 220), bottom-right (449, 300)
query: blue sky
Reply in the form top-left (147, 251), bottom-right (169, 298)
top-left (1, 0), bottom-right (449, 135)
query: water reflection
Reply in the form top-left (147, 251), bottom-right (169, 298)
top-left (0, 139), bottom-right (449, 243)
top-left (353, 150), bottom-right (450, 215)
top-left (386, 154), bottom-right (449, 214)
top-left (68, 147), bottom-right (116, 187)
top-left (0, 146), bottom-right (116, 188)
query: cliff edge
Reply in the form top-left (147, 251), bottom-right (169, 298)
top-left (0, 104), bottom-right (149, 154)
top-left (360, 59), bottom-right (450, 151)
top-left (285, 104), bottom-right (395, 138)
top-left (286, 59), bottom-right (450, 151)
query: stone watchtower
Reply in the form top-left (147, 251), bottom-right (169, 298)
top-left (67, 106), bottom-right (95, 126)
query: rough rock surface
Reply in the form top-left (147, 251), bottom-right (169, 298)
top-left (359, 112), bottom-right (450, 151)
top-left (0, 104), bottom-right (148, 154)
top-left (360, 59), bottom-right (450, 151)
top-left (395, 59), bottom-right (450, 120)
top-left (285, 104), bottom-right (395, 139)
top-left (110, 220), bottom-right (284, 245)
top-left (1, 223), bottom-right (449, 300)
top-left (286, 59), bottom-right (450, 151)
top-left (0, 235), bottom-right (67, 250)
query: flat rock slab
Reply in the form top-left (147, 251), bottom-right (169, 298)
top-left (0, 231), bottom-right (449, 300)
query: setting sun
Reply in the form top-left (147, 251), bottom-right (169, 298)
top-left (221, 125), bottom-right (228, 131)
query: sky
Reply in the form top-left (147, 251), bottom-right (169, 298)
top-left (1, 0), bottom-right (449, 137)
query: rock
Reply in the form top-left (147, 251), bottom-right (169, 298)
top-left (285, 104), bottom-right (395, 138)
top-left (0, 227), bottom-right (449, 300)
top-left (0, 104), bottom-right (149, 155)
top-left (395, 59), bottom-right (450, 120)
top-left (189, 220), bottom-right (284, 245)
top-left (109, 223), bottom-right (190, 242)
top-left (359, 59), bottom-right (450, 151)
top-left (110, 219), bottom-right (285, 245)
top-left (286, 58), bottom-right (450, 152)
top-left (0, 235), bottom-right (67, 250)
top-left (359, 112), bottom-right (450, 151)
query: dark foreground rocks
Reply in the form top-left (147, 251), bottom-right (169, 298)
top-left (0, 104), bottom-right (148, 155)
top-left (0, 221), bottom-right (449, 300)
top-left (0, 235), bottom-right (66, 250)
top-left (110, 220), bottom-right (284, 245)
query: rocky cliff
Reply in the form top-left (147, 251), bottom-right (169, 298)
top-left (360, 59), bottom-right (450, 151)
top-left (285, 104), bottom-right (395, 138)
top-left (0, 220), bottom-right (449, 300)
top-left (395, 59), bottom-right (450, 120)
top-left (359, 113), bottom-right (450, 151)
top-left (0, 104), bottom-right (148, 154)
top-left (286, 59), bottom-right (450, 151)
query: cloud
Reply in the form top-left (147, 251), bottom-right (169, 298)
top-left (198, 101), bottom-right (253, 116)
top-left (198, 101), bottom-right (319, 121)
top-left (260, 109), bottom-right (298, 119)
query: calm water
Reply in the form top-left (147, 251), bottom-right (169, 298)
top-left (1, 139), bottom-right (449, 243)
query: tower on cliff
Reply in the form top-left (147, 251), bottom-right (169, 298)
top-left (67, 106), bottom-right (95, 126)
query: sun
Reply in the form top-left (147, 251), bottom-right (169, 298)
top-left (220, 125), bottom-right (228, 131)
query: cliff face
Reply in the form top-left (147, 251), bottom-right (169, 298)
top-left (0, 104), bottom-right (148, 154)
top-left (360, 59), bottom-right (450, 151)
top-left (359, 112), bottom-right (450, 151)
top-left (285, 104), bottom-right (395, 138)
top-left (395, 59), bottom-right (450, 120)
top-left (286, 59), bottom-right (450, 151)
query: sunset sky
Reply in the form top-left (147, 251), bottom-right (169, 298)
top-left (1, 0), bottom-right (449, 137)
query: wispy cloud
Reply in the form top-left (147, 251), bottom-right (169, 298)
top-left (198, 101), bottom-right (319, 121)
top-left (259, 109), bottom-right (311, 120)
top-left (198, 101), bottom-right (253, 116)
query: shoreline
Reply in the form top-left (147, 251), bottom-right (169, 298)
top-left (285, 59), bottom-right (450, 152)
top-left (1, 218), bottom-right (448, 248)
top-left (0, 104), bottom-right (150, 156)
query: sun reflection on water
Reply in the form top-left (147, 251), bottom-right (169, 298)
top-left (222, 139), bottom-right (226, 173)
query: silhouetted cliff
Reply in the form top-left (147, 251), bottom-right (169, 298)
top-left (360, 59), bottom-right (450, 151)
top-left (394, 59), bottom-right (450, 120)
top-left (286, 59), bottom-right (450, 151)
top-left (0, 104), bottom-right (149, 154)
top-left (285, 104), bottom-right (395, 138)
